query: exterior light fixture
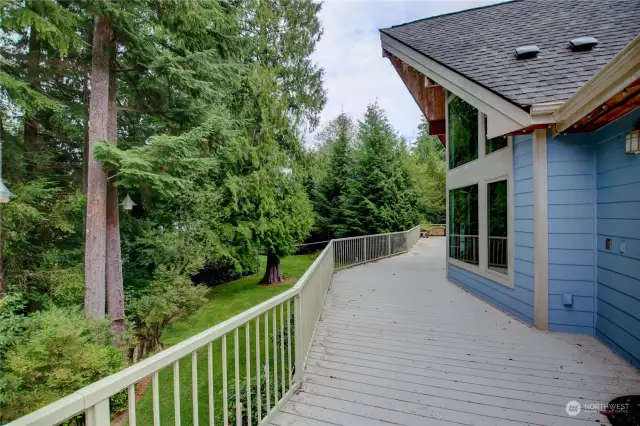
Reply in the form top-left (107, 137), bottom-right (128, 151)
top-left (0, 180), bottom-right (14, 204)
top-left (120, 193), bottom-right (136, 211)
top-left (626, 130), bottom-right (640, 155)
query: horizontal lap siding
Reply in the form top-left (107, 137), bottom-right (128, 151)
top-left (447, 134), bottom-right (534, 326)
top-left (547, 133), bottom-right (595, 333)
top-left (594, 108), bottom-right (640, 369)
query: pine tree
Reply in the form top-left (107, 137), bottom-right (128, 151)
top-left (342, 104), bottom-right (399, 235)
top-left (340, 104), bottom-right (423, 236)
top-left (314, 113), bottom-right (354, 238)
top-left (409, 119), bottom-right (446, 223)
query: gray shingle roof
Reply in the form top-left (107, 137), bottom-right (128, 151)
top-left (381, 0), bottom-right (640, 110)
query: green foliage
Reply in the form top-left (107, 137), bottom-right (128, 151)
top-left (0, 308), bottom-right (125, 420)
top-left (127, 271), bottom-right (208, 352)
top-left (313, 113), bottom-right (354, 239)
top-left (0, 293), bottom-right (27, 361)
top-left (307, 111), bottom-right (445, 239)
top-left (341, 103), bottom-right (421, 235)
top-left (408, 119), bottom-right (446, 223)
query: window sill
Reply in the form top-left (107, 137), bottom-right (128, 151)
top-left (448, 257), bottom-right (514, 288)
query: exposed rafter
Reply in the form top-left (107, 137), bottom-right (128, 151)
top-left (385, 51), bottom-right (446, 144)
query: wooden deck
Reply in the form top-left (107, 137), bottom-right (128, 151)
top-left (271, 238), bottom-right (640, 425)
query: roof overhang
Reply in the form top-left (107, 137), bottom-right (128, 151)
top-left (553, 36), bottom-right (640, 133)
top-left (382, 32), bottom-right (640, 138)
top-left (381, 32), bottom-right (535, 139)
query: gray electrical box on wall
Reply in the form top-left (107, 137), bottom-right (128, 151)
top-left (562, 293), bottom-right (574, 307)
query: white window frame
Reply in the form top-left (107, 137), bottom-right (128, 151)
top-left (446, 93), bottom-right (515, 288)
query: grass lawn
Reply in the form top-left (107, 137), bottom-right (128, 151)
top-left (132, 253), bottom-right (317, 425)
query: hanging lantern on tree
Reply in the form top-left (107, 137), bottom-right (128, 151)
top-left (0, 180), bottom-right (14, 204)
top-left (120, 194), bottom-right (136, 211)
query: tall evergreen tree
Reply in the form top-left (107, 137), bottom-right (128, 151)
top-left (409, 119), bottom-right (446, 223)
top-left (342, 103), bottom-right (421, 235)
top-left (314, 113), bottom-right (354, 239)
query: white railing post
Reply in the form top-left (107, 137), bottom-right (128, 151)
top-left (363, 236), bottom-right (367, 262)
top-left (293, 294), bottom-right (303, 384)
top-left (86, 400), bottom-right (110, 426)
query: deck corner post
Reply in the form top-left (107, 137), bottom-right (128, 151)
top-left (533, 128), bottom-right (549, 331)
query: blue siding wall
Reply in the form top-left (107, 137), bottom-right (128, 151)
top-left (593, 108), bottom-right (640, 369)
top-left (546, 132), bottom-right (596, 333)
top-left (448, 134), bottom-right (534, 325)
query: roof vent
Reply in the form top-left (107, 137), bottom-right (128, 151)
top-left (570, 37), bottom-right (598, 51)
top-left (515, 45), bottom-right (539, 59)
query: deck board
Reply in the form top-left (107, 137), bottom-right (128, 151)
top-left (272, 238), bottom-right (640, 425)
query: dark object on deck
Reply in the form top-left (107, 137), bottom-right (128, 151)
top-left (602, 395), bottom-right (640, 426)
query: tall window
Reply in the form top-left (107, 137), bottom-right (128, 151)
top-left (448, 97), bottom-right (478, 169)
top-left (485, 115), bottom-right (508, 154)
top-left (488, 180), bottom-right (508, 274)
top-left (449, 185), bottom-right (479, 265)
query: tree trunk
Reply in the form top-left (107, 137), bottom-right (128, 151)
top-left (261, 249), bottom-right (283, 285)
top-left (24, 21), bottom-right (41, 176)
top-left (84, 12), bottom-right (111, 319)
top-left (83, 27), bottom-right (92, 194)
top-left (106, 35), bottom-right (125, 337)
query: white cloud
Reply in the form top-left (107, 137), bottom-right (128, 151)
top-left (309, 0), bottom-right (505, 144)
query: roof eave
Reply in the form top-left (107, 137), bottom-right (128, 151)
top-left (381, 32), bottom-right (532, 138)
top-left (554, 35), bottom-right (640, 132)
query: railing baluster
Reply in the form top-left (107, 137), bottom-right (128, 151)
top-left (294, 294), bottom-right (302, 384)
top-left (152, 372), bottom-right (160, 426)
top-left (128, 384), bottom-right (137, 426)
top-left (255, 317), bottom-right (262, 421)
top-left (192, 351), bottom-right (199, 426)
top-left (207, 342), bottom-right (214, 426)
top-left (222, 334), bottom-right (228, 426)
top-left (245, 323), bottom-right (252, 426)
top-left (234, 328), bottom-right (241, 426)
top-left (264, 312), bottom-right (270, 413)
top-left (86, 399), bottom-right (109, 426)
top-left (280, 303), bottom-right (285, 397)
top-left (173, 361), bottom-right (181, 426)
top-left (272, 308), bottom-right (278, 402)
top-left (287, 299), bottom-right (292, 388)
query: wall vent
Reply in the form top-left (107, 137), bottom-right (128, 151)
top-left (515, 45), bottom-right (539, 59)
top-left (570, 37), bottom-right (598, 51)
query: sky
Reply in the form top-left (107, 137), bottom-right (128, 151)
top-left (309, 0), bottom-right (505, 144)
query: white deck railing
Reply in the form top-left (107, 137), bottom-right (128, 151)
top-left (7, 225), bottom-right (421, 426)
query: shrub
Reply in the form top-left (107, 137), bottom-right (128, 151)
top-left (0, 293), bottom-right (27, 361)
top-left (0, 307), bottom-right (125, 421)
top-left (128, 271), bottom-right (208, 356)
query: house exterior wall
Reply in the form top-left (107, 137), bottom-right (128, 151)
top-left (447, 134), bottom-right (534, 325)
top-left (593, 108), bottom-right (640, 369)
top-left (546, 132), bottom-right (596, 334)
top-left (543, 108), bottom-right (640, 367)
